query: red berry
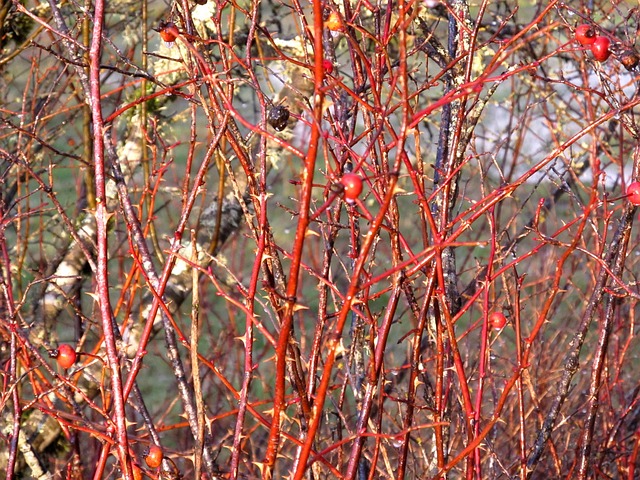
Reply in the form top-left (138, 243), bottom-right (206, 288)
top-left (574, 24), bottom-right (596, 46)
top-left (144, 445), bottom-right (163, 468)
top-left (340, 173), bottom-right (363, 204)
top-left (489, 312), bottom-right (507, 330)
top-left (56, 344), bottom-right (77, 369)
top-left (590, 36), bottom-right (611, 62)
top-left (158, 22), bottom-right (179, 46)
top-left (627, 181), bottom-right (640, 205)
top-left (322, 59), bottom-right (334, 75)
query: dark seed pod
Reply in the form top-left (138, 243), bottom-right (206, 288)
top-left (618, 49), bottom-right (639, 71)
top-left (267, 105), bottom-right (290, 131)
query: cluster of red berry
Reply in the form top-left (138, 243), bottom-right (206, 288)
top-left (572, 25), bottom-right (640, 207)
top-left (574, 23), bottom-right (640, 71)
top-left (574, 24), bottom-right (611, 62)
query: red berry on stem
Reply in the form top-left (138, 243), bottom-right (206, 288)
top-left (158, 22), bottom-right (179, 46)
top-left (56, 344), bottom-right (77, 369)
top-left (322, 59), bottom-right (334, 74)
top-left (627, 181), bottom-right (640, 206)
top-left (489, 312), bottom-right (507, 330)
top-left (144, 445), bottom-right (163, 468)
top-left (590, 36), bottom-right (611, 62)
top-left (341, 173), bottom-right (363, 204)
top-left (574, 24), bottom-right (596, 46)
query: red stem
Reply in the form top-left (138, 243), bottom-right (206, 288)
top-left (262, 1), bottom-right (326, 475)
top-left (88, 0), bottom-right (132, 475)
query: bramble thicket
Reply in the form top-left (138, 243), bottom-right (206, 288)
top-left (2, 1), bottom-right (640, 479)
